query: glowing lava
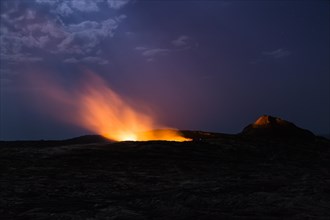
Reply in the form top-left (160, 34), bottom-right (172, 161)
top-left (30, 71), bottom-right (190, 142)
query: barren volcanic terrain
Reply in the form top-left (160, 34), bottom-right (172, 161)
top-left (1, 131), bottom-right (330, 219)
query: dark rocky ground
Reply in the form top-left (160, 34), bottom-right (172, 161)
top-left (1, 132), bottom-right (330, 219)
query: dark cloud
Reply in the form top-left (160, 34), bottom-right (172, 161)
top-left (1, 54), bottom-right (43, 63)
top-left (36, 0), bottom-right (100, 14)
top-left (135, 35), bottom-right (196, 62)
top-left (262, 48), bottom-right (291, 59)
top-left (250, 48), bottom-right (292, 64)
top-left (81, 56), bottom-right (108, 65)
top-left (107, 0), bottom-right (131, 10)
top-left (35, 0), bottom-right (131, 15)
top-left (35, 0), bottom-right (56, 6)
top-left (64, 56), bottom-right (109, 65)
top-left (0, 0), bottom-right (128, 64)
top-left (55, 2), bottom-right (74, 16)
top-left (70, 0), bottom-right (100, 12)
top-left (141, 48), bottom-right (171, 57)
top-left (171, 35), bottom-right (189, 47)
top-left (56, 16), bottom-right (125, 54)
top-left (63, 57), bottom-right (79, 63)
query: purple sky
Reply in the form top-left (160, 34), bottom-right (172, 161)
top-left (1, 0), bottom-right (329, 140)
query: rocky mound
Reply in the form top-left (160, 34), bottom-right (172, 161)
top-left (241, 115), bottom-right (315, 139)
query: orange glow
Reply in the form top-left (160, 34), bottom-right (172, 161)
top-left (30, 71), bottom-right (190, 142)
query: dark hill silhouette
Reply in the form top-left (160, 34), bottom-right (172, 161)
top-left (1, 119), bottom-right (330, 219)
top-left (64, 134), bottom-right (110, 144)
top-left (241, 115), bottom-right (315, 139)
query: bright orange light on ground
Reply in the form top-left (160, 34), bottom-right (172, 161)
top-left (30, 71), bottom-right (190, 142)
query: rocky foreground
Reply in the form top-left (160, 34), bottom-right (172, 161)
top-left (1, 132), bottom-right (330, 219)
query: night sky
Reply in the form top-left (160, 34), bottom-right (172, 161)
top-left (1, 0), bottom-right (329, 140)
